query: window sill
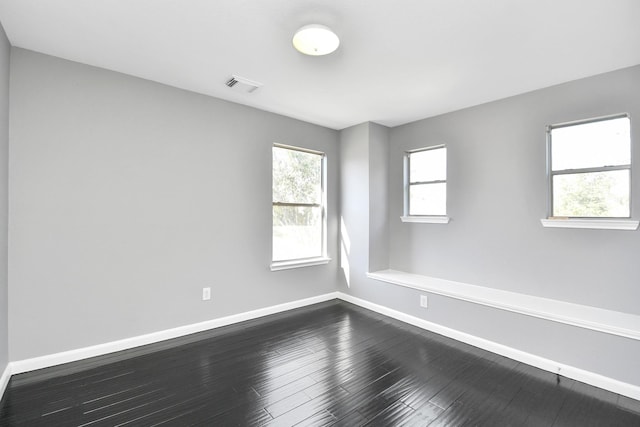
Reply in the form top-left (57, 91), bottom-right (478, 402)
top-left (540, 218), bottom-right (639, 230)
top-left (401, 216), bottom-right (450, 224)
top-left (270, 257), bottom-right (331, 271)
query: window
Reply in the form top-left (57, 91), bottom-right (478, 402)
top-left (272, 144), bottom-right (328, 270)
top-left (402, 145), bottom-right (448, 223)
top-left (547, 114), bottom-right (631, 219)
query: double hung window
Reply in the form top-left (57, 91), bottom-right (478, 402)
top-left (272, 144), bottom-right (328, 270)
top-left (403, 145), bottom-right (448, 221)
top-left (547, 114), bottom-right (631, 219)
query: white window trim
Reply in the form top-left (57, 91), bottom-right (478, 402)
top-left (400, 215), bottom-right (450, 224)
top-left (540, 218), bottom-right (639, 230)
top-left (545, 113), bottom-right (633, 225)
top-left (271, 144), bottom-right (328, 270)
top-left (270, 256), bottom-right (332, 271)
top-left (403, 145), bottom-right (449, 222)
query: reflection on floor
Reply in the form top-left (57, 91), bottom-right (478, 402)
top-left (1, 300), bottom-right (639, 426)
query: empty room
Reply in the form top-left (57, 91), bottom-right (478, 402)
top-left (0, 1), bottom-right (640, 425)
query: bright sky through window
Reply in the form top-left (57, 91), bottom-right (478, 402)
top-left (549, 115), bottom-right (631, 218)
top-left (406, 146), bottom-right (447, 216)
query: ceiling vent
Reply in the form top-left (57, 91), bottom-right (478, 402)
top-left (225, 75), bottom-right (262, 93)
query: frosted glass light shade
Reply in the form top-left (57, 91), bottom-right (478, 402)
top-left (292, 24), bottom-right (340, 56)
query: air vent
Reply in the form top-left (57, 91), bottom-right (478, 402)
top-left (225, 75), bottom-right (262, 93)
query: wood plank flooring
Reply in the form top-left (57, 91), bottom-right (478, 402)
top-left (1, 300), bottom-right (639, 426)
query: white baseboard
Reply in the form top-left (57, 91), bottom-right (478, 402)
top-left (0, 363), bottom-right (10, 401)
top-left (10, 292), bottom-right (339, 376)
top-left (337, 292), bottom-right (640, 401)
top-left (5, 290), bottom-right (640, 403)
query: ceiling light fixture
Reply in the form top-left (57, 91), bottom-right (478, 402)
top-left (292, 24), bottom-right (340, 56)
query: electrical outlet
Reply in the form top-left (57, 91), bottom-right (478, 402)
top-left (202, 287), bottom-right (211, 301)
top-left (420, 295), bottom-right (428, 308)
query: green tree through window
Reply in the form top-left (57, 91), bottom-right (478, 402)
top-left (548, 115), bottom-right (631, 218)
top-left (272, 145), bottom-right (325, 263)
top-left (553, 171), bottom-right (629, 217)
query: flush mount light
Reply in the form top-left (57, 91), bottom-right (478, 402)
top-left (292, 24), bottom-right (340, 56)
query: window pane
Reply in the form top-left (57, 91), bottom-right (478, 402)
top-left (553, 170), bottom-right (629, 217)
top-left (409, 182), bottom-right (446, 216)
top-left (272, 205), bottom-right (322, 261)
top-left (272, 147), bottom-right (322, 204)
top-left (551, 117), bottom-right (630, 171)
top-left (410, 147), bottom-right (446, 183)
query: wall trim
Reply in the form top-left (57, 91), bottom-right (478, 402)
top-left (9, 292), bottom-right (339, 376)
top-left (5, 290), bottom-right (640, 402)
top-left (540, 218), bottom-right (639, 230)
top-left (337, 291), bottom-right (640, 401)
top-left (367, 269), bottom-right (640, 341)
top-left (0, 364), bottom-right (10, 401)
top-left (270, 257), bottom-right (332, 271)
top-left (400, 215), bottom-right (450, 224)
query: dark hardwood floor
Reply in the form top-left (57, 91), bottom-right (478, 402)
top-left (1, 300), bottom-right (639, 426)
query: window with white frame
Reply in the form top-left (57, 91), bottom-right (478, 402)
top-left (547, 114), bottom-right (631, 218)
top-left (272, 144), bottom-right (327, 270)
top-left (403, 145), bottom-right (447, 218)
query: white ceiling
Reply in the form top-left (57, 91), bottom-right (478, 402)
top-left (1, 0), bottom-right (639, 130)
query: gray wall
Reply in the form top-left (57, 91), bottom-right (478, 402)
top-left (389, 65), bottom-right (640, 315)
top-left (8, 49), bottom-right (340, 361)
top-left (368, 123), bottom-right (390, 273)
top-left (338, 122), bottom-right (396, 305)
top-left (341, 65), bottom-right (640, 387)
top-left (339, 123), bottom-right (369, 288)
top-left (339, 122), bottom-right (391, 288)
top-left (0, 22), bottom-right (10, 372)
top-left (5, 44), bottom-right (640, 389)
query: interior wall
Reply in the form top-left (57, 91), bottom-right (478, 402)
top-left (5, 42), bottom-right (640, 392)
top-left (339, 122), bottom-right (401, 305)
top-left (0, 22), bottom-right (10, 372)
top-left (339, 123), bottom-right (370, 289)
top-left (340, 65), bottom-right (640, 388)
top-left (368, 123), bottom-right (390, 273)
top-left (388, 64), bottom-right (640, 315)
top-left (8, 48), bottom-right (340, 361)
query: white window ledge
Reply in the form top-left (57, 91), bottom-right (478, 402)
top-left (540, 218), bottom-right (639, 230)
top-left (270, 257), bottom-right (331, 271)
top-left (401, 216), bottom-right (450, 224)
top-left (367, 269), bottom-right (640, 341)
